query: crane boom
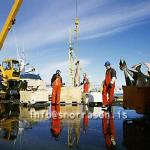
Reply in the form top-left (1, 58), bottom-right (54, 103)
top-left (0, 0), bottom-right (23, 50)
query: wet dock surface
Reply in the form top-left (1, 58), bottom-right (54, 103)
top-left (0, 103), bottom-right (149, 150)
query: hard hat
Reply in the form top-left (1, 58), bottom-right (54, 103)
top-left (56, 70), bottom-right (61, 74)
top-left (104, 61), bottom-right (111, 67)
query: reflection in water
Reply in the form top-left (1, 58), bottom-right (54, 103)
top-left (50, 105), bottom-right (61, 139)
top-left (68, 126), bottom-right (80, 148)
top-left (102, 111), bottom-right (117, 150)
top-left (61, 105), bottom-right (81, 148)
top-left (0, 103), bottom-right (147, 150)
top-left (0, 104), bottom-right (49, 142)
top-left (82, 106), bottom-right (89, 133)
top-left (51, 105), bottom-right (82, 148)
top-left (20, 106), bottom-right (49, 123)
top-left (0, 103), bottom-right (20, 141)
top-left (50, 105), bottom-right (118, 149)
top-left (123, 117), bottom-right (150, 150)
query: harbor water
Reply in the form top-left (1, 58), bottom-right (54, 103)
top-left (0, 103), bottom-right (149, 150)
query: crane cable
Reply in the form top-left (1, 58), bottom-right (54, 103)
top-left (11, 28), bottom-right (20, 59)
top-left (73, 0), bottom-right (88, 82)
top-left (76, 0), bottom-right (78, 18)
top-left (73, 0), bottom-right (93, 89)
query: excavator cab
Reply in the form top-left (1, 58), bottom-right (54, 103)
top-left (0, 59), bottom-right (20, 99)
top-left (2, 59), bottom-right (20, 80)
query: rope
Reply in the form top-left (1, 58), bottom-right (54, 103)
top-left (12, 28), bottom-right (20, 59)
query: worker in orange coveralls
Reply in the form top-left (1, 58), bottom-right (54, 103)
top-left (83, 111), bottom-right (89, 133)
top-left (51, 70), bottom-right (62, 105)
top-left (81, 73), bottom-right (89, 93)
top-left (102, 61), bottom-right (116, 110)
top-left (102, 111), bottom-right (117, 149)
top-left (50, 104), bottom-right (62, 139)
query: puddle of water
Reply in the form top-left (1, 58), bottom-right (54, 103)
top-left (0, 103), bottom-right (149, 150)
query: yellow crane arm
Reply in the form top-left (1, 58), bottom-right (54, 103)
top-left (0, 0), bottom-right (23, 50)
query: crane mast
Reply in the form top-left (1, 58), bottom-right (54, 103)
top-left (68, 30), bottom-right (75, 86)
top-left (68, 0), bottom-right (79, 86)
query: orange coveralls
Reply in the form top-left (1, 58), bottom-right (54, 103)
top-left (102, 112), bottom-right (116, 148)
top-left (83, 113), bottom-right (89, 132)
top-left (51, 105), bottom-right (61, 137)
top-left (52, 76), bottom-right (62, 104)
top-left (102, 69), bottom-right (115, 106)
top-left (83, 77), bottom-right (89, 93)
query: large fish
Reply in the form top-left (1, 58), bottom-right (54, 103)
top-left (119, 60), bottom-right (147, 86)
top-left (143, 63), bottom-right (150, 86)
top-left (74, 60), bottom-right (80, 87)
top-left (119, 60), bottom-right (134, 86)
top-left (144, 63), bottom-right (150, 74)
top-left (131, 63), bottom-right (142, 72)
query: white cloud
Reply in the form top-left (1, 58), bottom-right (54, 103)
top-left (2, 0), bottom-right (150, 51)
top-left (79, 21), bottom-right (147, 40)
top-left (79, 2), bottom-right (150, 39)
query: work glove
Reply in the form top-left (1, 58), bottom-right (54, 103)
top-left (108, 83), bottom-right (113, 88)
top-left (80, 82), bottom-right (83, 86)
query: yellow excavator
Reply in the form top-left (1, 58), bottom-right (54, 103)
top-left (0, 0), bottom-right (23, 99)
top-left (0, 59), bottom-right (20, 99)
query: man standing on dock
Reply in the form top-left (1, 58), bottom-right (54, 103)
top-left (82, 73), bottom-right (89, 93)
top-left (51, 70), bottom-right (62, 105)
top-left (102, 61), bottom-right (116, 110)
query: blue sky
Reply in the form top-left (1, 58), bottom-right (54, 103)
top-left (0, 0), bottom-right (150, 86)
